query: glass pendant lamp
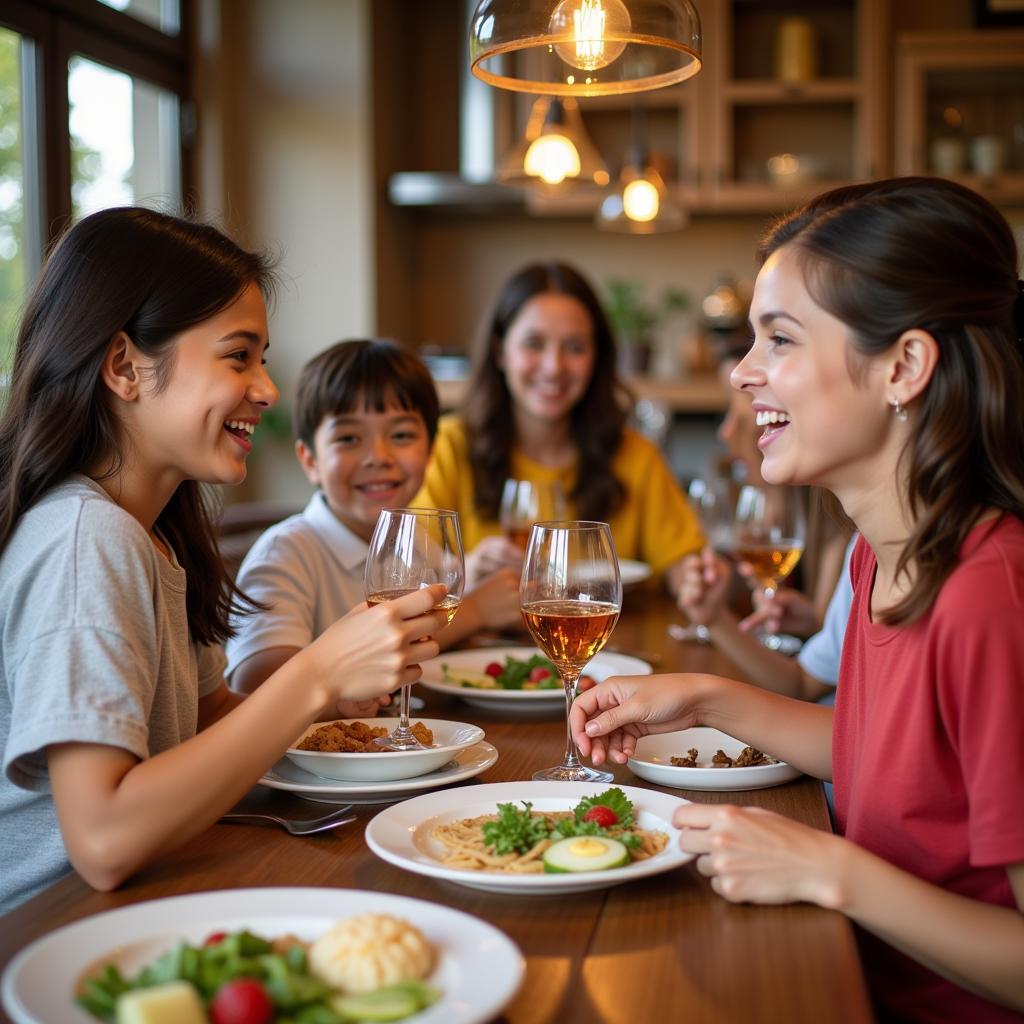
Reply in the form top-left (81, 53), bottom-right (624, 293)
top-left (498, 96), bottom-right (609, 187)
top-left (596, 104), bottom-right (687, 232)
top-left (470, 0), bottom-right (702, 97)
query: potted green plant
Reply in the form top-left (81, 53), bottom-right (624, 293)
top-left (603, 278), bottom-right (690, 375)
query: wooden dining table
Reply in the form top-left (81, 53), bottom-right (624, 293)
top-left (0, 587), bottom-right (873, 1024)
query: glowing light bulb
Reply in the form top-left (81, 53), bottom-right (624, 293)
top-left (549, 0), bottom-right (631, 73)
top-left (524, 134), bottom-right (581, 184)
top-left (622, 177), bottom-right (660, 221)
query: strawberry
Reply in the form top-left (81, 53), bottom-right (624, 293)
top-left (203, 931), bottom-right (228, 946)
top-left (529, 666), bottom-right (551, 681)
top-left (485, 662), bottom-right (503, 678)
top-left (582, 805), bottom-right (618, 827)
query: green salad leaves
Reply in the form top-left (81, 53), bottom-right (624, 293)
top-left (481, 788), bottom-right (641, 855)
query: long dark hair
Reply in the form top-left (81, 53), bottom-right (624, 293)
top-left (294, 339), bottom-right (440, 449)
top-left (760, 177), bottom-right (1024, 625)
top-left (0, 207), bottom-right (278, 645)
top-left (462, 262), bottom-right (630, 521)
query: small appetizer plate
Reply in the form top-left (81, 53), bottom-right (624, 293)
top-left (628, 727), bottom-right (802, 792)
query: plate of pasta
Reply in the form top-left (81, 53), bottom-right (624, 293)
top-left (365, 782), bottom-right (692, 894)
top-left (418, 647), bottom-right (651, 712)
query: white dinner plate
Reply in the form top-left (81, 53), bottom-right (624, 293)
top-left (365, 781), bottom-right (692, 895)
top-left (628, 727), bottom-right (802, 792)
top-left (1, 888), bottom-right (524, 1024)
top-left (618, 558), bottom-right (653, 586)
top-left (418, 647), bottom-right (651, 711)
top-left (258, 741), bottom-right (498, 804)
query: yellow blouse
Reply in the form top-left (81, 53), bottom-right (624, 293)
top-left (414, 415), bottom-right (703, 575)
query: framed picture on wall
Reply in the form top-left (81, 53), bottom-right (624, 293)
top-left (974, 0), bottom-right (1024, 25)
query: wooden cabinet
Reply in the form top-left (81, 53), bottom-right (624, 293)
top-left (526, 0), bottom-right (889, 216)
top-left (895, 30), bottom-right (1024, 204)
top-left (703, 0), bottom-right (888, 211)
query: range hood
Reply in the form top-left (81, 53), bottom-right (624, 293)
top-left (389, 1), bottom-right (528, 209)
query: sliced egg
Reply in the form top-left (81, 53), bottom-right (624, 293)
top-left (542, 835), bottom-right (629, 873)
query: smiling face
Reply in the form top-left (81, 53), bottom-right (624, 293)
top-left (298, 400), bottom-right (431, 541)
top-left (731, 245), bottom-right (894, 495)
top-left (129, 281), bottom-right (277, 490)
top-left (498, 292), bottom-right (597, 429)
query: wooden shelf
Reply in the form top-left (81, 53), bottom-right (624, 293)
top-left (723, 78), bottom-right (862, 104)
top-left (434, 372), bottom-right (729, 415)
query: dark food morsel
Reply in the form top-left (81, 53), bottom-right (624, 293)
top-left (669, 748), bottom-right (699, 768)
top-left (669, 746), bottom-right (780, 768)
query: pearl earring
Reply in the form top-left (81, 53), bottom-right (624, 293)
top-left (890, 399), bottom-right (908, 422)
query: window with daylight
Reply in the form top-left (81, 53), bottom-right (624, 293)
top-left (0, 0), bottom-right (191, 373)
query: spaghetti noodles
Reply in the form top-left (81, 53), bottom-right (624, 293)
top-left (432, 810), bottom-right (668, 873)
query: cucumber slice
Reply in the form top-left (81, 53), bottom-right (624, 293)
top-left (329, 986), bottom-right (421, 1022)
top-left (543, 836), bottom-right (629, 873)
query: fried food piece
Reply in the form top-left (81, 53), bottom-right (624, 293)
top-left (409, 721), bottom-right (434, 746)
top-left (297, 720), bottom-right (434, 752)
top-left (710, 749), bottom-right (734, 768)
top-left (732, 746), bottom-right (779, 767)
top-left (670, 748), bottom-right (699, 768)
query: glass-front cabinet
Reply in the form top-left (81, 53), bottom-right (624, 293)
top-left (895, 30), bottom-right (1024, 204)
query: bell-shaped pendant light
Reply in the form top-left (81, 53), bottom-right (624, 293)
top-left (470, 0), bottom-right (702, 98)
top-left (597, 107), bottom-right (687, 232)
top-left (498, 96), bottom-right (609, 187)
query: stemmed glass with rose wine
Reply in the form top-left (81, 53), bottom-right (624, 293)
top-left (499, 479), bottom-right (566, 551)
top-left (521, 521), bottom-right (622, 782)
top-left (364, 508), bottom-right (464, 750)
top-left (731, 484), bottom-right (806, 651)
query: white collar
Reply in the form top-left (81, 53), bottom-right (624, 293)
top-left (304, 492), bottom-right (369, 572)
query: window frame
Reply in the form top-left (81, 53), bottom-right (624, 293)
top-left (0, 0), bottom-right (192, 246)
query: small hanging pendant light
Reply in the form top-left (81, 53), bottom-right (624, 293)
top-left (470, 0), bottom-right (702, 97)
top-left (498, 96), bottom-right (609, 187)
top-left (597, 105), bottom-right (687, 232)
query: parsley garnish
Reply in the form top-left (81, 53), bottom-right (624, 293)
top-left (481, 801), bottom-right (552, 855)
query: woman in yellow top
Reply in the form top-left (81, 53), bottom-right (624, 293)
top-left (416, 262), bottom-right (703, 592)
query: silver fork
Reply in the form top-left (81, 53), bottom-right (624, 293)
top-left (218, 804), bottom-right (356, 836)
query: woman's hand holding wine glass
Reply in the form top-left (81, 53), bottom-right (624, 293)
top-left (364, 508), bottom-right (465, 750)
top-left (730, 484), bottom-right (806, 649)
top-left (521, 521), bottom-right (622, 783)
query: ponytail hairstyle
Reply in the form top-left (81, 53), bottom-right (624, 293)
top-left (760, 177), bottom-right (1024, 625)
top-left (0, 207), bottom-right (278, 645)
top-left (462, 262), bottom-right (631, 521)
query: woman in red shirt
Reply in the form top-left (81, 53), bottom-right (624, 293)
top-left (571, 177), bottom-right (1024, 1022)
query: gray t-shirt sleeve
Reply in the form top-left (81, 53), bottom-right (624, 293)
top-left (3, 494), bottom-right (195, 791)
top-left (198, 643), bottom-right (227, 698)
top-left (797, 535), bottom-right (857, 687)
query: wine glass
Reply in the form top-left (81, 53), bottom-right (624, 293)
top-left (364, 508), bottom-right (465, 750)
top-left (500, 479), bottom-right (566, 550)
top-left (731, 485), bottom-right (806, 651)
top-left (669, 475), bottom-right (738, 644)
top-left (521, 521), bottom-right (622, 783)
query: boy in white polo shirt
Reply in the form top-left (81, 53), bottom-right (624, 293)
top-left (226, 339), bottom-right (520, 695)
